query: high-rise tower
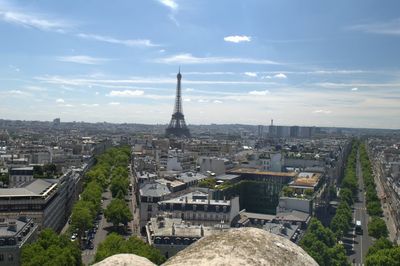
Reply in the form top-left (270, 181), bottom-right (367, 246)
top-left (165, 69), bottom-right (191, 138)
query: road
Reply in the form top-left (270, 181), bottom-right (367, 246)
top-left (128, 163), bottom-right (141, 237)
top-left (346, 152), bottom-right (373, 265)
top-left (371, 156), bottom-right (400, 244)
top-left (81, 189), bottom-right (113, 265)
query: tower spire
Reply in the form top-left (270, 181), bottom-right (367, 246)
top-left (166, 69), bottom-right (190, 138)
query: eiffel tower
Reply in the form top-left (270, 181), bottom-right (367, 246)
top-left (165, 69), bottom-right (191, 138)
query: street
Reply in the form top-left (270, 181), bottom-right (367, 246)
top-left (81, 189), bottom-right (113, 265)
top-left (346, 152), bottom-right (373, 265)
top-left (128, 164), bottom-right (139, 236)
top-left (371, 157), bottom-right (400, 244)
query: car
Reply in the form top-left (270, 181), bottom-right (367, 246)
top-left (88, 243), bottom-right (94, 250)
top-left (70, 234), bottom-right (77, 241)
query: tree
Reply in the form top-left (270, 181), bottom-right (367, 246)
top-left (81, 181), bottom-right (102, 213)
top-left (70, 200), bottom-right (93, 241)
top-left (95, 233), bottom-right (165, 264)
top-left (104, 198), bottom-right (132, 227)
top-left (366, 246), bottom-right (400, 266)
top-left (367, 237), bottom-right (393, 256)
top-left (339, 188), bottom-right (353, 206)
top-left (368, 217), bottom-right (388, 239)
top-left (300, 218), bottom-right (348, 266)
top-left (21, 229), bottom-right (81, 266)
top-left (329, 244), bottom-right (351, 266)
top-left (367, 201), bottom-right (383, 217)
top-left (198, 177), bottom-right (217, 189)
top-left (304, 188), bottom-right (314, 198)
top-left (110, 176), bottom-right (129, 198)
top-left (281, 186), bottom-right (294, 197)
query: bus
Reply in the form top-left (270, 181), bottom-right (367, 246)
top-left (355, 220), bottom-right (363, 234)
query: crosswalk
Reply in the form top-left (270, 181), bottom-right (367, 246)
top-left (83, 250), bottom-right (96, 256)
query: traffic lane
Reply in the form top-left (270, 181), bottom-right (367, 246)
top-left (82, 190), bottom-right (113, 265)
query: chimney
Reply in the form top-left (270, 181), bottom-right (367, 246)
top-left (172, 223), bottom-right (175, 236)
top-left (200, 225), bottom-right (204, 237)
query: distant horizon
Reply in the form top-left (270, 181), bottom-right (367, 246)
top-left (1, 117), bottom-right (398, 131)
top-left (0, 1), bottom-right (399, 129)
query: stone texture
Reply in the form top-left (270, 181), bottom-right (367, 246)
top-left (92, 253), bottom-right (156, 266)
top-left (163, 227), bottom-right (318, 266)
top-left (93, 228), bottom-right (317, 266)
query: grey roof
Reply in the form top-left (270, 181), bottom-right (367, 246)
top-left (176, 172), bottom-right (207, 183)
top-left (140, 182), bottom-right (171, 198)
top-left (11, 167), bottom-right (34, 171)
top-left (0, 219), bottom-right (26, 237)
top-left (215, 174), bottom-right (240, 181)
top-left (241, 210), bottom-right (309, 223)
top-left (262, 222), bottom-right (299, 240)
top-left (0, 179), bottom-right (56, 197)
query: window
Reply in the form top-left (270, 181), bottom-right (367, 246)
top-left (8, 254), bottom-right (13, 261)
top-left (0, 254), bottom-right (4, 261)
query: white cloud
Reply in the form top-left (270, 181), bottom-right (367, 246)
top-left (158, 0), bottom-right (178, 10)
top-left (244, 72), bottom-right (257, 77)
top-left (351, 87), bottom-right (358, 91)
top-left (25, 86), bottom-right (46, 92)
top-left (198, 99), bottom-right (209, 103)
top-left (213, 100), bottom-right (223, 104)
top-left (57, 104), bottom-right (74, 108)
top-left (36, 75), bottom-right (276, 86)
top-left (184, 71), bottom-right (235, 75)
top-left (76, 33), bottom-right (158, 47)
top-left (349, 19), bottom-right (400, 35)
top-left (273, 73), bottom-right (287, 79)
top-left (0, 7), bottom-right (71, 32)
top-left (183, 98), bottom-right (191, 102)
top-left (95, 91), bottom-right (100, 95)
top-left (313, 109), bottom-right (332, 114)
top-left (261, 75), bottom-right (272, 79)
top-left (8, 90), bottom-right (24, 95)
top-left (108, 102), bottom-right (120, 105)
top-left (248, 90), bottom-right (270, 96)
top-left (81, 103), bottom-right (99, 107)
top-left (185, 88), bottom-right (194, 92)
top-left (107, 90), bottom-right (145, 97)
top-left (224, 35), bottom-right (251, 43)
top-left (57, 55), bottom-right (110, 65)
top-left (55, 98), bottom-right (65, 103)
top-left (154, 53), bottom-right (279, 65)
top-left (8, 65), bottom-right (20, 72)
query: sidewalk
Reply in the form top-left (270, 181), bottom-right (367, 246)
top-left (373, 169), bottom-right (399, 244)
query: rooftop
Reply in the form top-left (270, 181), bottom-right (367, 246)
top-left (148, 217), bottom-right (229, 238)
top-left (0, 178), bottom-right (57, 198)
top-left (175, 172), bottom-right (207, 183)
top-left (140, 182), bottom-right (171, 198)
top-left (229, 168), bottom-right (297, 177)
top-left (289, 172), bottom-right (322, 188)
top-left (159, 191), bottom-right (230, 206)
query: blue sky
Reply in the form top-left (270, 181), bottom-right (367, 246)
top-left (0, 0), bottom-right (399, 128)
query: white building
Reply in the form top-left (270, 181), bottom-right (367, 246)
top-left (158, 191), bottom-right (240, 226)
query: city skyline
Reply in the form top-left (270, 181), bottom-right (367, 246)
top-left (1, 0), bottom-right (400, 129)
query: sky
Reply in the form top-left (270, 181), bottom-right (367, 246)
top-left (0, 0), bottom-right (400, 129)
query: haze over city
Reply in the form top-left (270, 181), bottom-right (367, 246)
top-left (1, 0), bottom-right (399, 129)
